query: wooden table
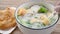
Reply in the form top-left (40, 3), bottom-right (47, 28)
top-left (0, 0), bottom-right (60, 34)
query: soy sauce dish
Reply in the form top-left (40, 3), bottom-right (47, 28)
top-left (15, 2), bottom-right (59, 34)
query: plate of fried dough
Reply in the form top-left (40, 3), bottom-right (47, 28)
top-left (0, 7), bottom-right (16, 34)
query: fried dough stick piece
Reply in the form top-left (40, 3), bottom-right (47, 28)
top-left (0, 7), bottom-right (16, 30)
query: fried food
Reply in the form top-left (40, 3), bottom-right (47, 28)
top-left (18, 8), bottom-right (27, 16)
top-left (0, 7), bottom-right (16, 30)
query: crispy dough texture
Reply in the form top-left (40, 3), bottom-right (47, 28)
top-left (0, 7), bottom-right (16, 30)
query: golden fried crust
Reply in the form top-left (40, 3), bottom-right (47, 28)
top-left (0, 7), bottom-right (16, 30)
top-left (0, 18), bottom-right (16, 30)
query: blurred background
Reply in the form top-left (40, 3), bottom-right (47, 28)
top-left (0, 0), bottom-right (60, 8)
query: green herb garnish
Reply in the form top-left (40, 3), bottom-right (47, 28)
top-left (38, 6), bottom-right (48, 13)
top-left (35, 17), bottom-right (38, 18)
top-left (42, 23), bottom-right (46, 26)
top-left (26, 20), bottom-right (31, 24)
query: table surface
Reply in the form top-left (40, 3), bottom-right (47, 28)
top-left (0, 0), bottom-right (60, 34)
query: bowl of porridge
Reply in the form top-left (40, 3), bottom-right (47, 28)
top-left (15, 2), bottom-right (59, 34)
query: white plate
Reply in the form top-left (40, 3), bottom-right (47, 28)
top-left (0, 26), bottom-right (16, 34)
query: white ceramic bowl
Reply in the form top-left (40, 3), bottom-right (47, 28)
top-left (15, 2), bottom-right (59, 34)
